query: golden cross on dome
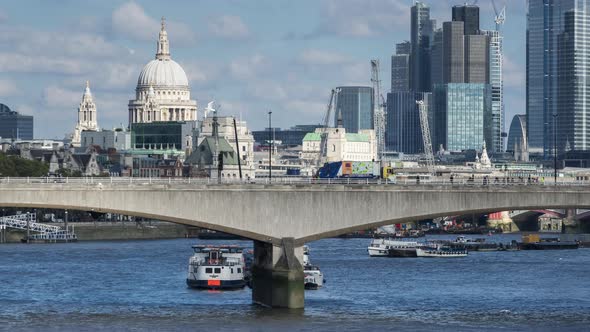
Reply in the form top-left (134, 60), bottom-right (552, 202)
top-left (161, 17), bottom-right (166, 31)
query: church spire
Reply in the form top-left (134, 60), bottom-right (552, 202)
top-left (156, 17), bottom-right (170, 60)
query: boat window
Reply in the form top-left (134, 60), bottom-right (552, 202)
top-left (205, 268), bottom-right (213, 274)
top-left (231, 268), bottom-right (234, 273)
top-left (214, 268), bottom-right (221, 274)
top-left (237, 268), bottom-right (242, 273)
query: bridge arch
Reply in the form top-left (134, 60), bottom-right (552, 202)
top-left (2, 182), bottom-right (590, 246)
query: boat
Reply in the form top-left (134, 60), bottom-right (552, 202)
top-left (186, 245), bottom-right (247, 289)
top-left (518, 234), bottom-right (580, 250)
top-left (368, 238), bottom-right (421, 257)
top-left (303, 245), bottom-right (325, 290)
top-left (450, 236), bottom-right (499, 251)
top-left (416, 245), bottom-right (468, 258)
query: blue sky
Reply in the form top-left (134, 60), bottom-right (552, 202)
top-left (0, 0), bottom-right (526, 139)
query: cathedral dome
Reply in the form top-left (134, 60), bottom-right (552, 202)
top-left (137, 59), bottom-right (189, 87)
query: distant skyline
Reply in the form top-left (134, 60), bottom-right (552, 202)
top-left (0, 0), bottom-right (526, 139)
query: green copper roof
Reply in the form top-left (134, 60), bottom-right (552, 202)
top-left (303, 133), bottom-right (321, 141)
top-left (345, 133), bottom-right (369, 142)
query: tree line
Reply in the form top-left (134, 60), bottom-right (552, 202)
top-left (0, 152), bottom-right (49, 177)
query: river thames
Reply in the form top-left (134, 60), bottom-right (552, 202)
top-left (1, 235), bottom-right (589, 331)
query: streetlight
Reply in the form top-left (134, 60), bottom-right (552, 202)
top-left (268, 111), bottom-right (272, 181)
top-left (64, 210), bottom-right (68, 242)
top-left (553, 113), bottom-right (558, 185)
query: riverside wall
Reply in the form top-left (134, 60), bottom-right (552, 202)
top-left (2, 221), bottom-right (194, 243)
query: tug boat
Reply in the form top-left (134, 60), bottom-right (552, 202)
top-left (416, 245), bottom-right (468, 258)
top-left (368, 238), bottom-right (421, 257)
top-left (186, 245), bottom-right (246, 289)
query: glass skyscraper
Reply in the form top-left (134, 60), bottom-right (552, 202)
top-left (391, 41), bottom-right (411, 92)
top-left (434, 83), bottom-right (491, 152)
top-left (411, 2), bottom-right (435, 92)
top-left (527, 0), bottom-right (590, 155)
top-left (0, 103), bottom-right (33, 140)
top-left (483, 30), bottom-right (504, 153)
top-left (334, 86), bottom-right (374, 133)
top-left (386, 92), bottom-right (432, 153)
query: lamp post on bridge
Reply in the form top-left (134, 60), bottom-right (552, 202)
top-left (268, 111), bottom-right (272, 182)
top-left (553, 113), bottom-right (558, 185)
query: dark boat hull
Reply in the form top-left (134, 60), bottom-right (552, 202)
top-left (387, 248), bottom-right (417, 257)
top-left (518, 242), bottom-right (579, 250)
top-left (186, 279), bottom-right (246, 290)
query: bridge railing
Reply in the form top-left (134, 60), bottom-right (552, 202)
top-left (0, 176), bottom-right (589, 187)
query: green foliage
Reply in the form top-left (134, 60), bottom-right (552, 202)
top-left (0, 153), bottom-right (50, 177)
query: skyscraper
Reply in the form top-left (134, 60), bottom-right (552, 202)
top-left (442, 21), bottom-right (465, 84)
top-left (430, 28), bottom-right (443, 88)
top-left (464, 34), bottom-right (489, 84)
top-left (527, 0), bottom-right (590, 155)
top-left (391, 41), bottom-right (411, 92)
top-left (452, 4), bottom-right (480, 35)
top-left (411, 2), bottom-right (435, 92)
top-left (483, 30), bottom-right (504, 153)
top-left (334, 87), bottom-right (374, 133)
top-left (434, 84), bottom-right (491, 152)
top-left (386, 92), bottom-right (432, 153)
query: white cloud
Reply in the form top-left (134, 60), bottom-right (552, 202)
top-left (0, 79), bottom-right (19, 97)
top-left (111, 2), bottom-right (196, 45)
top-left (312, 0), bottom-right (409, 38)
top-left (229, 54), bottom-right (267, 80)
top-left (43, 86), bottom-right (81, 109)
top-left (0, 53), bottom-right (85, 75)
top-left (208, 15), bottom-right (250, 39)
top-left (296, 49), bottom-right (351, 66)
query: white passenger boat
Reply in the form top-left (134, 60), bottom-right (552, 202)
top-left (416, 245), bottom-right (468, 258)
top-left (367, 238), bottom-right (421, 257)
top-left (186, 245), bottom-right (246, 289)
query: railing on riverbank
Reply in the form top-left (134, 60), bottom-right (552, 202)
top-left (0, 176), bottom-right (588, 187)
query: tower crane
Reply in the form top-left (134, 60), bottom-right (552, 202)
top-left (371, 59), bottom-right (386, 161)
top-left (491, 0), bottom-right (506, 31)
top-left (316, 89), bottom-right (337, 168)
top-left (416, 100), bottom-right (435, 175)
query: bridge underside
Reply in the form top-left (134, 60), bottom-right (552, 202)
top-left (3, 183), bottom-right (590, 308)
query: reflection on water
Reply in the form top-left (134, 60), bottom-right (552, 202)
top-left (0, 235), bottom-right (589, 331)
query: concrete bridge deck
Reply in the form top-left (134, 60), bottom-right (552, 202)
top-left (2, 177), bottom-right (590, 308)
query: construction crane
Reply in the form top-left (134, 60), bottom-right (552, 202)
top-left (416, 100), bottom-right (435, 175)
top-left (371, 59), bottom-right (386, 161)
top-left (491, 0), bottom-right (506, 31)
top-left (317, 89), bottom-right (337, 168)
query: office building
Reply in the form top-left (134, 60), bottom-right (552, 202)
top-left (391, 41), bottom-right (411, 92)
top-left (0, 103), bottom-right (33, 140)
top-left (452, 4), bottom-right (480, 35)
top-left (527, 0), bottom-right (590, 155)
top-left (442, 21), bottom-right (465, 84)
top-left (411, 2), bottom-right (435, 92)
top-left (434, 83), bottom-right (491, 152)
top-left (386, 92), bottom-right (432, 154)
top-left (464, 34), bottom-right (489, 84)
top-left (252, 125), bottom-right (323, 147)
top-left (131, 121), bottom-right (197, 151)
top-left (334, 86), bottom-right (374, 133)
top-left (483, 30), bottom-right (504, 153)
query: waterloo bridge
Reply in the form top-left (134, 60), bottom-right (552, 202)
top-left (1, 177), bottom-right (589, 308)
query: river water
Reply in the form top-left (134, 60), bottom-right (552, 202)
top-left (1, 235), bottom-right (589, 331)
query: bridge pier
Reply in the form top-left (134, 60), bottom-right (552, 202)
top-left (251, 238), bottom-right (304, 309)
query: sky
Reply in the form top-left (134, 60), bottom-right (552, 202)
top-left (0, 0), bottom-right (527, 139)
